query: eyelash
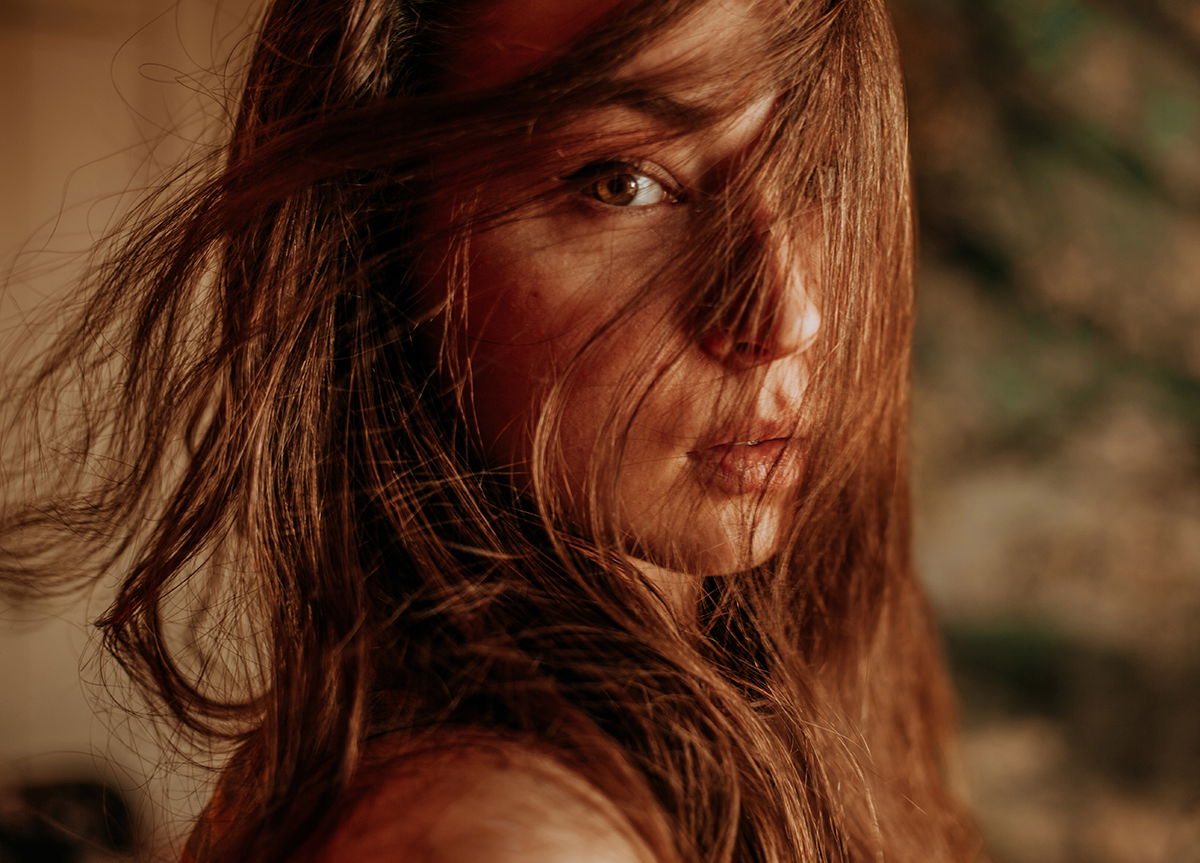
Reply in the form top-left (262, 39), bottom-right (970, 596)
top-left (562, 160), bottom-right (685, 210)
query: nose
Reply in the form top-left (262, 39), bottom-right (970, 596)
top-left (699, 227), bottom-right (822, 370)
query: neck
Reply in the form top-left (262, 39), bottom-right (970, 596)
top-left (629, 558), bottom-right (701, 625)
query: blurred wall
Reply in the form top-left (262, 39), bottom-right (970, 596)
top-left (0, 1), bottom-right (257, 858)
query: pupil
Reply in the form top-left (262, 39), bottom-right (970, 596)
top-left (604, 175), bottom-right (638, 203)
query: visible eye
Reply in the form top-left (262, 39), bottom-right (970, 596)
top-left (565, 161), bottom-right (680, 209)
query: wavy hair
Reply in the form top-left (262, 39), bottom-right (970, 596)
top-left (1, 0), bottom-right (985, 860)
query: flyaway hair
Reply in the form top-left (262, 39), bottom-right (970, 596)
top-left (0, 0), bottom-right (986, 860)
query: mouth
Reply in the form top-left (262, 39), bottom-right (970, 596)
top-left (686, 436), bottom-right (800, 496)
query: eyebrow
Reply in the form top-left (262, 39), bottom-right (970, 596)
top-left (606, 86), bottom-right (726, 129)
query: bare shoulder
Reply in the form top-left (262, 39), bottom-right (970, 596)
top-left (311, 732), bottom-right (656, 863)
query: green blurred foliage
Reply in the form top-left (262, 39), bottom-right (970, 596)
top-left (893, 0), bottom-right (1200, 859)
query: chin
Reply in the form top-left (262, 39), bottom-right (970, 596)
top-left (630, 498), bottom-right (787, 578)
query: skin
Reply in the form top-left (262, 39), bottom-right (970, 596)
top-left (315, 738), bottom-right (656, 863)
top-left (430, 0), bottom-right (822, 610)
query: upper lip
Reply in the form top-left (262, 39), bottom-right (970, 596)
top-left (689, 418), bottom-right (805, 453)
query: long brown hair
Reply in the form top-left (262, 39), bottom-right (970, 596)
top-left (1, 0), bottom-right (985, 860)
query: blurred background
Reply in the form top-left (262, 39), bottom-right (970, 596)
top-left (893, 1), bottom-right (1200, 860)
top-left (1, 0), bottom-right (1197, 860)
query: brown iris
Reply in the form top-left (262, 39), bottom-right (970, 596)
top-left (592, 172), bottom-right (642, 206)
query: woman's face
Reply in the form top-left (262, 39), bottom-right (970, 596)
top-left (429, 0), bottom-right (822, 582)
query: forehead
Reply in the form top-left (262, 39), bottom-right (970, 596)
top-left (455, 0), bottom-right (769, 91)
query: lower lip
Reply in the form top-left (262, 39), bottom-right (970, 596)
top-left (687, 438), bottom-right (800, 496)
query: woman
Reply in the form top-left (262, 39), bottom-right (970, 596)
top-left (1, 0), bottom-right (984, 860)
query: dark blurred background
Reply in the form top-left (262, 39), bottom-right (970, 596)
top-left (2, 0), bottom-right (1198, 860)
top-left (894, 0), bottom-right (1200, 860)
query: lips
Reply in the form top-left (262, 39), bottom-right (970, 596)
top-left (686, 436), bottom-right (801, 496)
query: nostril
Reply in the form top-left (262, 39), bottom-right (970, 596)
top-left (732, 341), bottom-right (769, 363)
top-left (700, 329), bottom-right (777, 368)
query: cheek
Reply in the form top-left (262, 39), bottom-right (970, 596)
top-left (456, 232), bottom-right (793, 576)
top-left (460, 226), bottom-right (617, 466)
top-left (461, 224), bottom-right (690, 499)
top-left (437, 180), bottom-right (688, 456)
